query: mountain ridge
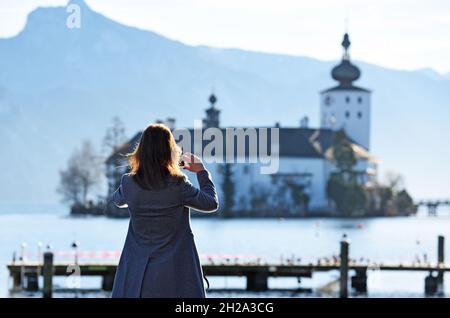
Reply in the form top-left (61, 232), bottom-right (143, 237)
top-left (0, 1), bottom-right (449, 204)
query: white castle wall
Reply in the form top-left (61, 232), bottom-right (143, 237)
top-left (200, 157), bottom-right (330, 213)
top-left (320, 90), bottom-right (371, 150)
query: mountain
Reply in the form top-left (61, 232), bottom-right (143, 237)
top-left (0, 0), bottom-right (449, 204)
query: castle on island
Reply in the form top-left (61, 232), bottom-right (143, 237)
top-left (106, 33), bottom-right (379, 217)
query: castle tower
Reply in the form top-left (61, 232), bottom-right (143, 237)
top-left (320, 33), bottom-right (371, 150)
top-left (204, 93), bottom-right (220, 128)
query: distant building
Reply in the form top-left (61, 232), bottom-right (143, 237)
top-left (106, 32), bottom-right (378, 216)
top-left (321, 33), bottom-right (371, 150)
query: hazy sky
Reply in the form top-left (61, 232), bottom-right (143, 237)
top-left (1, 0), bottom-right (450, 74)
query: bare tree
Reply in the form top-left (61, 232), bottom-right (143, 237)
top-left (57, 140), bottom-right (103, 206)
top-left (103, 116), bottom-right (128, 196)
top-left (102, 116), bottom-right (127, 155)
top-left (57, 158), bottom-right (83, 205)
top-left (383, 171), bottom-right (405, 193)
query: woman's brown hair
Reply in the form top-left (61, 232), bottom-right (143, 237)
top-left (127, 123), bottom-right (184, 190)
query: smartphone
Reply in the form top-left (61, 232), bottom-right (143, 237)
top-left (178, 149), bottom-right (185, 167)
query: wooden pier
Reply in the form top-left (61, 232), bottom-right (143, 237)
top-left (416, 200), bottom-right (450, 216)
top-left (7, 236), bottom-right (448, 297)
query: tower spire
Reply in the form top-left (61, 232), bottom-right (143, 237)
top-left (209, 93), bottom-right (217, 107)
top-left (342, 33), bottom-right (351, 60)
top-left (330, 32), bottom-right (360, 87)
top-left (320, 30), bottom-right (371, 151)
top-left (204, 92), bottom-right (220, 128)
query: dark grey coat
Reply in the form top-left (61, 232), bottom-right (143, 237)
top-left (110, 170), bottom-right (219, 298)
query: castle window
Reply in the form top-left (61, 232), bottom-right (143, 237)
top-left (357, 111), bottom-right (363, 119)
top-left (358, 96), bottom-right (363, 104)
top-left (345, 96), bottom-right (350, 103)
top-left (345, 111), bottom-right (350, 118)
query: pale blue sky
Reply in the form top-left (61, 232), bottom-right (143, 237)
top-left (0, 0), bottom-right (449, 73)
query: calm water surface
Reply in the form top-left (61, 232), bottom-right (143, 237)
top-left (1, 204), bottom-right (450, 298)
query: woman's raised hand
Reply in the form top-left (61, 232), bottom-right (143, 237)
top-left (180, 153), bottom-right (205, 173)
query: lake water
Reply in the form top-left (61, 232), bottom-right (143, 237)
top-left (1, 204), bottom-right (450, 298)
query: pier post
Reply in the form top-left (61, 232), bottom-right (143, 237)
top-left (25, 273), bottom-right (39, 292)
top-left (246, 272), bottom-right (268, 291)
top-left (43, 251), bottom-right (54, 298)
top-left (425, 272), bottom-right (438, 296)
top-left (437, 235), bottom-right (445, 295)
top-left (351, 268), bottom-right (367, 293)
top-left (428, 204), bottom-right (437, 216)
top-left (11, 272), bottom-right (22, 291)
top-left (102, 272), bottom-right (115, 291)
top-left (339, 239), bottom-right (349, 298)
top-left (20, 243), bottom-right (27, 291)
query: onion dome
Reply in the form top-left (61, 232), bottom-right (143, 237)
top-left (204, 93), bottom-right (220, 128)
top-left (331, 33), bottom-right (361, 87)
top-left (209, 94), bottom-right (217, 106)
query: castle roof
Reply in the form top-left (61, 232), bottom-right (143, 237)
top-left (321, 85), bottom-right (371, 94)
top-left (106, 127), bottom-right (369, 164)
top-left (323, 32), bottom-right (370, 92)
